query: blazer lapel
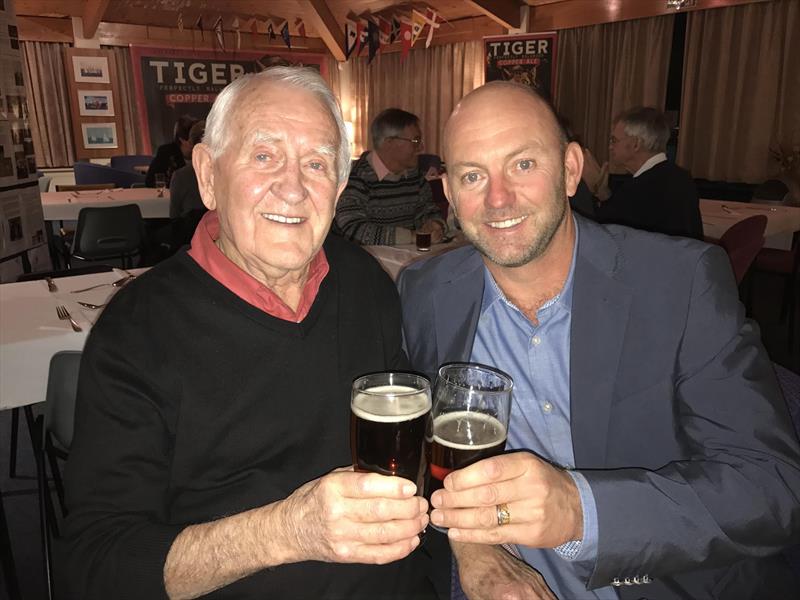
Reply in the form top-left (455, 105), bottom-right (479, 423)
top-left (570, 218), bottom-right (633, 468)
top-left (433, 249), bottom-right (484, 368)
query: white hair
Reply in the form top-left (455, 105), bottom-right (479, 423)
top-left (203, 66), bottom-right (351, 186)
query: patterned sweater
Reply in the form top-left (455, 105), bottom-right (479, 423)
top-left (334, 152), bottom-right (442, 245)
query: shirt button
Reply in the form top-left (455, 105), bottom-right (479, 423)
top-left (532, 335), bottom-right (541, 345)
top-left (542, 402), bottom-right (553, 413)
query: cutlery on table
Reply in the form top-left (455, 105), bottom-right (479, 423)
top-left (77, 300), bottom-right (107, 310)
top-left (45, 277), bottom-right (58, 292)
top-left (70, 275), bottom-right (134, 294)
top-left (56, 305), bottom-right (82, 332)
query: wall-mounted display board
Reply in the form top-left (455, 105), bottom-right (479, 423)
top-left (63, 46), bottom-right (127, 159)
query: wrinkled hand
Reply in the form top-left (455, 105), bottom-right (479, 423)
top-left (285, 467), bottom-right (428, 565)
top-left (455, 543), bottom-right (557, 600)
top-left (418, 219), bottom-right (445, 243)
top-left (430, 452), bottom-right (582, 548)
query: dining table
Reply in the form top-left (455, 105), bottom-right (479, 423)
top-left (40, 187), bottom-right (170, 222)
top-left (364, 236), bottom-right (468, 281)
top-left (700, 199), bottom-right (800, 249)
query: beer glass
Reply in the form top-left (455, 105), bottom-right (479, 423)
top-left (426, 363), bottom-right (513, 502)
top-left (351, 373), bottom-right (431, 490)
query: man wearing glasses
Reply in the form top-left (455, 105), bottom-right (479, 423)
top-left (334, 108), bottom-right (446, 245)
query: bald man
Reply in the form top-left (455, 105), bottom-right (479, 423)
top-left (398, 81), bottom-right (800, 599)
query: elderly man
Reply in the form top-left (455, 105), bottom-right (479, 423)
top-left (584, 107), bottom-right (702, 240)
top-left (146, 114), bottom-right (200, 188)
top-left (60, 68), bottom-right (443, 600)
top-left (334, 108), bottom-right (445, 245)
top-left (398, 81), bottom-right (800, 599)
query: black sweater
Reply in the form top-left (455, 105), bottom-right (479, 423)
top-left (59, 236), bottom-right (443, 599)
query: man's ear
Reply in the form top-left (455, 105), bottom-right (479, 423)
top-left (564, 141), bottom-right (584, 198)
top-left (193, 143), bottom-right (217, 211)
top-left (441, 173), bottom-right (457, 217)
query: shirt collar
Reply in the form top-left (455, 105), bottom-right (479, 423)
top-left (481, 214), bottom-right (579, 320)
top-left (633, 152), bottom-right (667, 178)
top-left (186, 210), bottom-right (329, 322)
top-left (368, 150), bottom-right (404, 181)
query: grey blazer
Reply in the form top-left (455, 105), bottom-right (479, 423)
top-left (398, 215), bottom-right (800, 599)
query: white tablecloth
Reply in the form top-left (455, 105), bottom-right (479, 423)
top-left (0, 268), bottom-right (145, 411)
top-left (364, 239), bottom-right (467, 281)
top-left (700, 199), bottom-right (800, 250)
top-left (41, 188), bottom-right (170, 221)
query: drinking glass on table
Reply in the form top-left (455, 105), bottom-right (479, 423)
top-left (425, 363), bottom-right (513, 529)
top-left (154, 173), bottom-right (167, 197)
top-left (350, 373), bottom-right (431, 491)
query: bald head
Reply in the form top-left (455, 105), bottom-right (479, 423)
top-left (443, 81), bottom-right (567, 164)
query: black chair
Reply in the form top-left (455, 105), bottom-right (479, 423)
top-left (36, 351), bottom-right (82, 600)
top-left (71, 204), bottom-right (145, 269)
top-left (752, 179), bottom-right (791, 205)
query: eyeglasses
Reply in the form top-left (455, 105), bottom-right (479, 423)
top-left (391, 136), bottom-right (423, 147)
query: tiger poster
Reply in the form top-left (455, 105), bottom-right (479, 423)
top-left (484, 32), bottom-right (558, 101)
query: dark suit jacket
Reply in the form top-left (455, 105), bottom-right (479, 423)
top-left (595, 160), bottom-right (703, 240)
top-left (397, 215), bottom-right (800, 599)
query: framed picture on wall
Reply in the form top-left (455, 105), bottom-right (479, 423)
top-left (78, 90), bottom-right (115, 116)
top-left (81, 122), bottom-right (118, 149)
top-left (72, 56), bottom-right (110, 84)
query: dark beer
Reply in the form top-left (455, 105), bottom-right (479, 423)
top-left (351, 385), bottom-right (431, 487)
top-left (426, 411), bottom-right (507, 496)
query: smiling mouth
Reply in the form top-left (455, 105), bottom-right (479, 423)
top-left (262, 213), bottom-right (304, 225)
top-left (487, 216), bottom-right (527, 229)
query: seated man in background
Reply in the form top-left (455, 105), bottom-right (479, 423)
top-left (399, 81), bottom-right (800, 599)
top-left (334, 108), bottom-right (445, 245)
top-left (59, 67), bottom-right (444, 600)
top-left (583, 106), bottom-right (703, 240)
top-left (169, 119), bottom-right (207, 247)
top-left (145, 114), bottom-right (200, 188)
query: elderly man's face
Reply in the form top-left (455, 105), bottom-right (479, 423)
top-left (196, 83), bottom-right (342, 283)
top-left (384, 123), bottom-right (423, 171)
top-left (608, 121), bottom-right (637, 170)
top-left (442, 87), bottom-right (581, 268)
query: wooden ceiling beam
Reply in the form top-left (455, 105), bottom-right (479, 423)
top-left (302, 0), bottom-right (345, 61)
top-left (465, 0), bottom-right (522, 30)
top-left (82, 0), bottom-right (111, 38)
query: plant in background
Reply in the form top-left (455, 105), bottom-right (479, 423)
top-left (769, 142), bottom-right (800, 175)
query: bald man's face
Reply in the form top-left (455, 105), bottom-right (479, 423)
top-left (442, 87), bottom-right (582, 268)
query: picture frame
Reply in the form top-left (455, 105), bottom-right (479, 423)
top-left (78, 89), bottom-right (115, 116)
top-left (81, 122), bottom-right (118, 149)
top-left (72, 56), bottom-right (110, 84)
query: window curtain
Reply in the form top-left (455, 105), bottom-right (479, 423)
top-left (104, 45), bottom-right (148, 155)
top-left (678, 0), bottom-right (800, 183)
top-left (21, 41), bottom-right (75, 168)
top-left (338, 41), bottom-right (484, 158)
top-left (555, 15), bottom-right (675, 165)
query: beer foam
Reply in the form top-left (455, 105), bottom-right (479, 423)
top-left (432, 411), bottom-right (507, 450)
top-left (352, 385), bottom-right (431, 422)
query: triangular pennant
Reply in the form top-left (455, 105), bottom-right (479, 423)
top-left (250, 18), bottom-right (259, 35)
top-left (267, 20), bottom-right (276, 40)
top-left (377, 15), bottom-right (392, 46)
top-left (213, 16), bottom-right (225, 52)
top-left (177, 12), bottom-right (184, 32)
top-left (400, 16), bottom-right (413, 62)
top-left (410, 10), bottom-right (426, 46)
top-left (232, 17), bottom-right (241, 50)
top-left (424, 9), bottom-right (440, 48)
top-left (345, 18), bottom-right (358, 58)
top-left (295, 17), bottom-right (306, 38)
top-left (391, 16), bottom-right (401, 43)
top-left (195, 15), bottom-right (204, 40)
top-left (355, 18), bottom-right (366, 55)
top-left (367, 19), bottom-right (380, 63)
top-left (280, 21), bottom-right (291, 48)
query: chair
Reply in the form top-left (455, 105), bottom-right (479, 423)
top-left (71, 204), bottom-right (145, 269)
top-left (110, 154), bottom-right (153, 172)
top-left (38, 175), bottom-right (52, 193)
top-left (73, 162), bottom-right (145, 188)
top-left (752, 179), bottom-right (790, 205)
top-left (55, 183), bottom-right (114, 192)
top-left (36, 351), bottom-right (82, 600)
top-left (753, 232), bottom-right (799, 351)
top-left (718, 215), bottom-right (768, 286)
top-left (418, 153), bottom-right (442, 175)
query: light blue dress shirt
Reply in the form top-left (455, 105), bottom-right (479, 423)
top-left (470, 221), bottom-right (618, 599)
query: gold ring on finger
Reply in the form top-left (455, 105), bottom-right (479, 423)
top-left (496, 503), bottom-right (511, 526)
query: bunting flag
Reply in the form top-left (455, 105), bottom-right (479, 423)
top-left (177, 12), bottom-right (184, 32)
top-left (295, 17), bottom-right (306, 38)
top-left (400, 15), bottom-right (413, 62)
top-left (267, 20), bottom-right (276, 40)
top-left (232, 17), bottom-right (241, 50)
top-left (195, 15), bottom-right (204, 40)
top-left (345, 18), bottom-right (358, 58)
top-left (213, 16), bottom-right (225, 52)
top-left (391, 16), bottom-right (401, 43)
top-left (250, 18), bottom-right (259, 36)
top-left (367, 18), bottom-right (381, 63)
top-left (378, 15), bottom-right (392, 46)
top-left (410, 10), bottom-right (427, 46)
top-left (424, 8), bottom-right (440, 48)
top-left (280, 21), bottom-right (291, 48)
top-left (356, 17), bottom-right (368, 55)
